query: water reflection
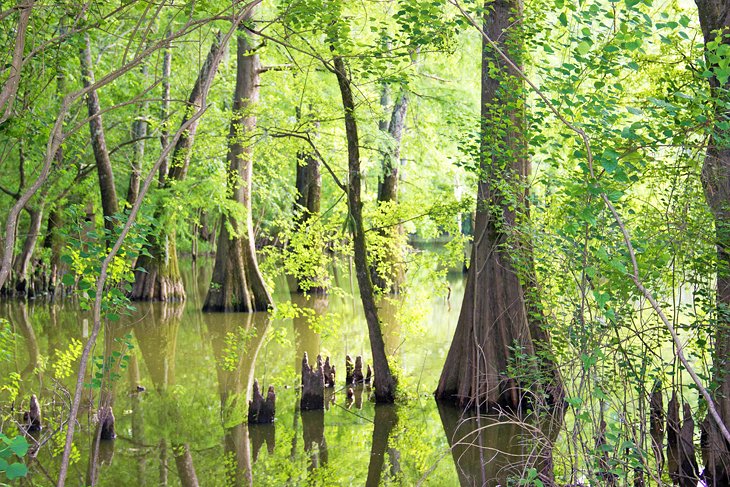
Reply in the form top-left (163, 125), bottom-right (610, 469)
top-left (132, 302), bottom-right (201, 487)
top-left (291, 293), bottom-right (327, 371)
top-left (438, 402), bottom-right (559, 486)
top-left (206, 311), bottom-right (271, 486)
top-left (366, 404), bottom-right (399, 487)
top-left (0, 254), bottom-right (484, 485)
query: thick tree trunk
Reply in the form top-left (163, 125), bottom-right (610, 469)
top-left (132, 33), bottom-right (226, 302)
top-left (12, 206), bottom-right (43, 296)
top-left (80, 33), bottom-right (119, 237)
top-left (204, 20), bottom-right (272, 312)
top-left (372, 87), bottom-right (408, 294)
top-left (332, 55), bottom-right (396, 403)
top-left (42, 206), bottom-right (63, 294)
top-left (694, 2), bottom-right (730, 483)
top-left (435, 0), bottom-right (558, 410)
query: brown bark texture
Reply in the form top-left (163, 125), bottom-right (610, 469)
top-left (80, 33), bottom-right (119, 237)
top-left (694, 0), bottom-right (730, 482)
top-left (132, 33), bottom-right (226, 302)
top-left (372, 87), bottom-right (408, 294)
top-left (204, 19), bottom-right (272, 312)
top-left (333, 54), bottom-right (396, 403)
top-left (436, 0), bottom-right (555, 410)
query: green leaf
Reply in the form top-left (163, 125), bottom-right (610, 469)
top-left (9, 436), bottom-right (28, 457)
top-left (6, 462), bottom-right (28, 480)
top-left (576, 41), bottom-right (591, 55)
top-left (61, 273), bottom-right (75, 286)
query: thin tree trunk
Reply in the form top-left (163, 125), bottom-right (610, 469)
top-left (159, 33), bottom-right (172, 184)
top-left (694, 1), bottom-right (730, 483)
top-left (127, 64), bottom-right (149, 206)
top-left (332, 55), bottom-right (396, 403)
top-left (80, 33), bottom-right (119, 237)
top-left (204, 17), bottom-right (272, 312)
top-left (0, 0), bottom-right (34, 125)
top-left (435, 0), bottom-right (557, 410)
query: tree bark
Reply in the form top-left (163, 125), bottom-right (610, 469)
top-left (372, 87), bottom-right (408, 294)
top-left (0, 0), bottom-right (34, 125)
top-left (126, 64), bottom-right (149, 206)
top-left (435, 0), bottom-right (558, 410)
top-left (132, 32), bottom-right (226, 302)
top-left (332, 55), bottom-right (396, 403)
top-left (80, 33), bottom-right (119, 237)
top-left (290, 129), bottom-right (326, 294)
top-left (693, 1), bottom-right (730, 483)
top-left (204, 19), bottom-right (272, 312)
top-left (12, 205), bottom-right (43, 295)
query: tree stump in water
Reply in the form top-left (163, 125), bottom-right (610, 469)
top-left (353, 356), bottom-right (364, 384)
top-left (99, 406), bottom-right (116, 440)
top-left (301, 352), bottom-right (325, 410)
top-left (248, 379), bottom-right (276, 424)
top-left (365, 364), bottom-right (372, 385)
top-left (323, 356), bottom-right (336, 388)
top-left (23, 394), bottom-right (42, 431)
top-left (345, 355), bottom-right (354, 384)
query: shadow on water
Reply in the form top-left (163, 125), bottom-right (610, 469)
top-left (206, 310), bottom-right (271, 487)
top-left (437, 402), bottom-right (560, 486)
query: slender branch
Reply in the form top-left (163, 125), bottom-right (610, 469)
top-left (0, 0), bottom-right (34, 125)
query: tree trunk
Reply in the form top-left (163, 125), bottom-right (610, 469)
top-left (80, 33), bottom-right (119, 237)
top-left (42, 206), bottom-right (63, 294)
top-left (332, 55), bottom-right (396, 403)
top-left (126, 64), bottom-right (149, 206)
top-left (132, 33), bottom-right (226, 302)
top-left (12, 206), bottom-right (43, 296)
top-left (693, 2), bottom-right (730, 484)
top-left (372, 87), bottom-right (408, 294)
top-left (435, 0), bottom-right (557, 410)
top-left (290, 121), bottom-right (325, 294)
top-left (159, 34), bottom-right (172, 184)
top-left (204, 19), bottom-right (272, 312)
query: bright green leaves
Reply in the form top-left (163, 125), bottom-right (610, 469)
top-left (0, 434), bottom-right (29, 482)
top-left (704, 32), bottom-right (730, 85)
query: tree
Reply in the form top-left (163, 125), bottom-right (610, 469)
top-left (435, 0), bottom-right (560, 410)
top-left (693, 1), bottom-right (730, 482)
top-left (79, 32), bottom-right (119, 238)
top-left (203, 9), bottom-right (273, 313)
top-left (131, 32), bottom-right (227, 302)
top-left (371, 82), bottom-right (409, 294)
top-left (332, 54), bottom-right (396, 403)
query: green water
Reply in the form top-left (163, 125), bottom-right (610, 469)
top-left (1, 258), bottom-right (549, 486)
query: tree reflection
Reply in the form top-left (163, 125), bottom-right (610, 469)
top-left (206, 311), bottom-right (271, 486)
top-left (438, 402), bottom-right (560, 486)
top-left (134, 302), bottom-right (200, 487)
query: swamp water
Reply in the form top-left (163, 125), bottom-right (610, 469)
top-left (1, 258), bottom-right (554, 486)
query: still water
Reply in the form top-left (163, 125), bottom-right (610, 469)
top-left (1, 257), bottom-right (551, 486)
